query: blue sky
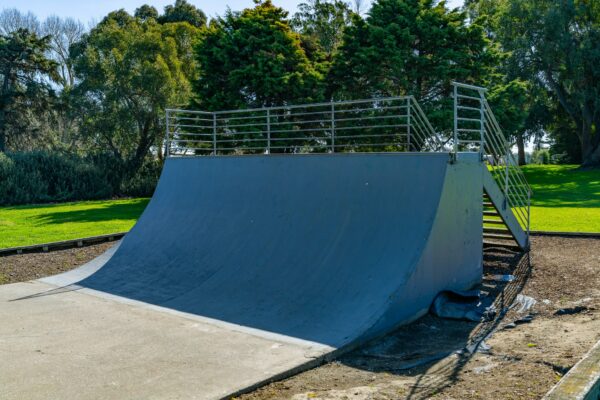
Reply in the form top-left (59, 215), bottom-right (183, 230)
top-left (4, 0), bottom-right (464, 24)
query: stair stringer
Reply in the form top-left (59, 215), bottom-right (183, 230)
top-left (482, 166), bottom-right (529, 250)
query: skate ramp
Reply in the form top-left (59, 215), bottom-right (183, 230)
top-left (72, 152), bottom-right (481, 347)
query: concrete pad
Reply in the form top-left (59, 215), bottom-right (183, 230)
top-left (0, 281), bottom-right (331, 400)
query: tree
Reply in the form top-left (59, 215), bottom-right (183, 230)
top-left (291, 0), bottom-right (354, 58)
top-left (158, 0), bottom-right (207, 28)
top-left (70, 11), bottom-right (199, 181)
top-left (328, 0), bottom-right (494, 131)
top-left (192, 0), bottom-right (325, 110)
top-left (488, 0), bottom-right (600, 166)
top-left (486, 80), bottom-right (530, 165)
top-left (41, 16), bottom-right (85, 89)
top-left (135, 5), bottom-right (159, 22)
top-left (0, 9), bottom-right (40, 35)
top-left (0, 29), bottom-right (57, 152)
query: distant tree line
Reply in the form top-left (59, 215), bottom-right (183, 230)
top-left (0, 0), bottom-right (598, 204)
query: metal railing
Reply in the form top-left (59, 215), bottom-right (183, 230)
top-left (165, 97), bottom-right (444, 157)
top-left (452, 81), bottom-right (531, 235)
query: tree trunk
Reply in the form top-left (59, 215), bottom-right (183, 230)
top-left (157, 140), bottom-right (164, 162)
top-left (580, 118), bottom-right (600, 167)
top-left (126, 119), bottom-right (155, 181)
top-left (516, 133), bottom-right (526, 166)
top-left (0, 108), bottom-right (6, 152)
top-left (582, 143), bottom-right (600, 167)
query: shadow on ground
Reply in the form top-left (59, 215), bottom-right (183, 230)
top-left (524, 165), bottom-right (600, 208)
top-left (336, 248), bottom-right (531, 400)
top-left (29, 199), bottom-right (149, 225)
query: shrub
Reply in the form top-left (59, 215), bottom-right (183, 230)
top-left (0, 151), bottom-right (162, 206)
top-left (120, 157), bottom-right (162, 198)
top-left (531, 149), bottom-right (551, 165)
top-left (0, 151), bottom-right (114, 206)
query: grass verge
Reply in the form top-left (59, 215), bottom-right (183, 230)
top-left (522, 164), bottom-right (600, 232)
top-left (0, 198), bottom-right (149, 249)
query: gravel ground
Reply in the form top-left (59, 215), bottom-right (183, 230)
top-left (0, 236), bottom-right (598, 400)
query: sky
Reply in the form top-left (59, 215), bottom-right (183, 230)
top-left (2, 0), bottom-right (465, 24)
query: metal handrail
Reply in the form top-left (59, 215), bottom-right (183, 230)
top-left (165, 96), bottom-right (444, 157)
top-left (451, 81), bottom-right (531, 236)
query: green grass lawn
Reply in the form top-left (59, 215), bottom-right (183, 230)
top-left (0, 198), bottom-right (149, 249)
top-left (522, 164), bottom-right (600, 232)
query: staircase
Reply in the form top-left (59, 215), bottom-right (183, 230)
top-left (452, 82), bottom-right (532, 251)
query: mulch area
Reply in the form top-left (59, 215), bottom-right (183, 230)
top-left (0, 242), bottom-right (113, 284)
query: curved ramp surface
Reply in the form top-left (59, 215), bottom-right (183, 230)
top-left (77, 153), bottom-right (481, 347)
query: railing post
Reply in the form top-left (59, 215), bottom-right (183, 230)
top-left (331, 101), bottom-right (335, 153)
top-left (212, 113), bottom-right (217, 155)
top-left (504, 146), bottom-right (510, 203)
top-left (453, 84), bottom-right (458, 153)
top-left (527, 189), bottom-right (531, 244)
top-left (266, 109), bottom-right (271, 154)
top-left (165, 109), bottom-right (170, 158)
top-left (479, 92), bottom-right (485, 158)
top-left (407, 97), bottom-right (412, 151)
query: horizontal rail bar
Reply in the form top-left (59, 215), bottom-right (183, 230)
top-left (455, 94), bottom-right (482, 102)
top-left (166, 108), bottom-right (213, 115)
top-left (211, 97), bottom-right (412, 115)
top-left (451, 81), bottom-right (488, 92)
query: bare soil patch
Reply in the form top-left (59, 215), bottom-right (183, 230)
top-left (239, 236), bottom-right (600, 400)
top-left (0, 242), bottom-right (113, 284)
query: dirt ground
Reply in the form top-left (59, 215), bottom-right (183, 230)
top-left (0, 236), bottom-right (598, 400)
top-left (0, 242), bottom-right (113, 284)
top-left (238, 236), bottom-right (600, 400)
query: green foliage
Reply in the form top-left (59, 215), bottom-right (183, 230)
top-left (0, 28), bottom-right (58, 151)
top-left (71, 12), bottom-right (199, 181)
top-left (486, 79), bottom-right (533, 164)
top-left (487, 80), bottom-right (528, 138)
top-left (158, 0), bottom-right (207, 28)
top-left (0, 151), bottom-right (111, 205)
top-left (328, 0), bottom-right (494, 131)
top-left (193, 0), bottom-right (325, 110)
top-left (120, 157), bottom-right (162, 198)
top-left (0, 151), bottom-right (160, 206)
top-left (531, 149), bottom-right (551, 165)
top-left (484, 0), bottom-right (600, 166)
top-left (291, 0), bottom-right (353, 58)
top-left (134, 5), bottom-right (159, 22)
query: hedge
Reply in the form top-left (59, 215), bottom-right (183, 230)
top-left (0, 151), bottom-right (160, 206)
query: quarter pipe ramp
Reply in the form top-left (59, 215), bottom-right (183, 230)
top-left (78, 152), bottom-right (481, 347)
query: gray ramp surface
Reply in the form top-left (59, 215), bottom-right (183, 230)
top-left (78, 153), bottom-right (474, 347)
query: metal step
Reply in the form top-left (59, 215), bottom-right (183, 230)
top-left (483, 240), bottom-right (522, 252)
top-left (484, 227), bottom-right (510, 235)
top-left (483, 167), bottom-right (528, 250)
top-left (483, 232), bottom-right (515, 241)
top-left (483, 210), bottom-right (500, 217)
top-left (483, 218), bottom-right (505, 225)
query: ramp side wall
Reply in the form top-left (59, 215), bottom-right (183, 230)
top-left (362, 152), bottom-right (483, 341)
